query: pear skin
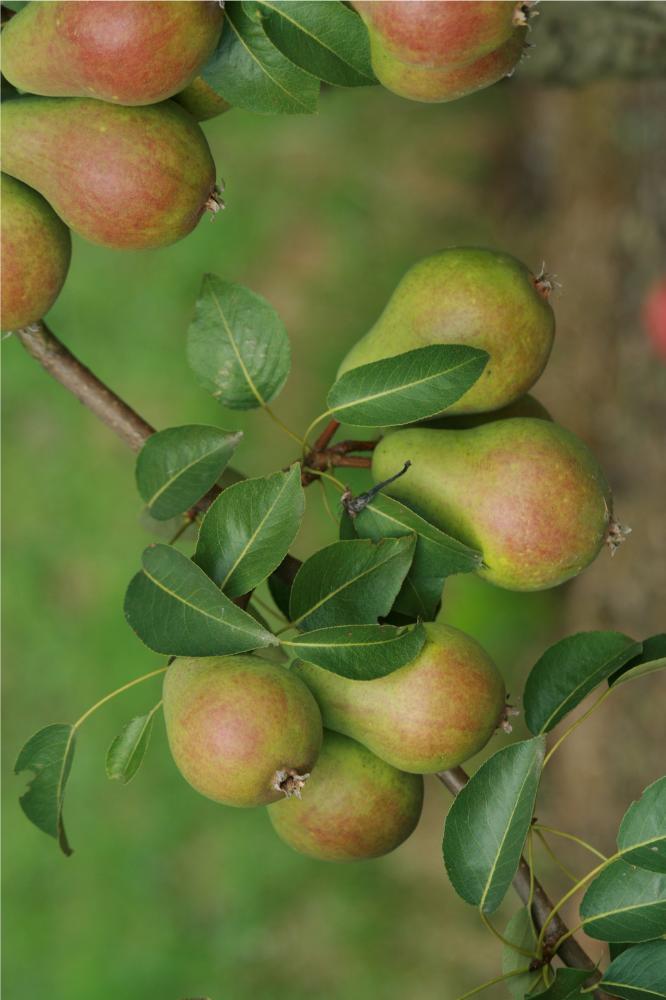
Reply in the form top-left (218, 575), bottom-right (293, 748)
top-left (163, 655), bottom-right (323, 808)
top-left (294, 623), bottom-right (505, 774)
top-left (1, 97), bottom-right (218, 250)
top-left (372, 419), bottom-right (614, 591)
top-left (1, 173), bottom-right (71, 332)
top-left (354, 1), bottom-right (529, 102)
top-left (267, 731), bottom-right (424, 861)
top-left (1, 1), bottom-right (224, 106)
top-left (175, 78), bottom-right (231, 122)
top-left (338, 248), bottom-right (554, 415)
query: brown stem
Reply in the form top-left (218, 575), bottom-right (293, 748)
top-left (15, 322), bottom-right (155, 452)
top-left (437, 768), bottom-right (609, 997)
top-left (311, 418), bottom-right (340, 452)
top-left (329, 439), bottom-right (378, 455)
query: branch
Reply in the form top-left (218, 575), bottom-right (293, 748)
top-left (437, 768), bottom-right (610, 998)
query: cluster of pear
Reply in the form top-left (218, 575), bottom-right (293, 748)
top-left (1, 1), bottom-right (227, 332)
top-left (353, 0), bottom-right (534, 103)
top-left (341, 246), bottom-right (618, 592)
top-left (163, 622), bottom-right (506, 862)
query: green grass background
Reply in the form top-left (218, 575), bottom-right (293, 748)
top-left (4, 79), bottom-right (630, 1000)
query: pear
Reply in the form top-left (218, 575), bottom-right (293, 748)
top-left (372, 418), bottom-right (614, 591)
top-left (162, 655), bottom-right (323, 808)
top-left (294, 623), bottom-right (505, 774)
top-left (267, 731), bottom-right (424, 861)
top-left (175, 78), bottom-right (231, 122)
top-left (1, 1), bottom-right (224, 106)
top-left (420, 393), bottom-right (552, 431)
top-left (1, 173), bottom-right (71, 332)
top-left (1, 97), bottom-right (219, 250)
top-left (353, 1), bottom-right (530, 103)
top-left (338, 248), bottom-right (555, 415)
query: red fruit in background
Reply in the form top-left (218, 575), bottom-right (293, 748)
top-left (643, 279), bottom-right (666, 360)
top-left (353, 0), bottom-right (531, 103)
top-left (1, 1), bottom-right (224, 106)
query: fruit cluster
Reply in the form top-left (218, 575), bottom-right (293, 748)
top-left (1, 0), bottom-right (226, 331)
top-left (157, 246), bottom-right (623, 863)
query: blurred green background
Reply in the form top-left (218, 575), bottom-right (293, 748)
top-left (3, 70), bottom-right (665, 1000)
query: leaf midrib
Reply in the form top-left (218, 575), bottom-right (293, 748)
top-left (219, 472), bottom-right (294, 591)
top-left (227, 8), bottom-right (315, 111)
top-left (142, 565), bottom-right (259, 638)
top-left (146, 438), bottom-right (235, 509)
top-left (331, 354), bottom-right (483, 414)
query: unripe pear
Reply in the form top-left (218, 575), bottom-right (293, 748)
top-left (294, 623), bottom-right (505, 774)
top-left (372, 418), bottom-right (615, 591)
top-left (268, 731), bottom-right (424, 861)
top-left (162, 655), bottom-right (323, 808)
top-left (1, 173), bottom-right (71, 332)
top-left (1, 97), bottom-right (219, 250)
top-left (175, 78), bottom-right (231, 122)
top-left (1, 1), bottom-right (224, 106)
top-left (338, 248), bottom-right (555, 415)
top-left (420, 393), bottom-right (552, 431)
top-left (353, 1), bottom-right (530, 103)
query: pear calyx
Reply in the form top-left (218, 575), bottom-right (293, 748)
top-left (273, 769), bottom-right (310, 800)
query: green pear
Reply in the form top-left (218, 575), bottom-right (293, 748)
top-left (267, 731), bottom-right (423, 861)
top-left (419, 393), bottom-right (552, 431)
top-left (1, 1), bottom-right (224, 106)
top-left (353, 1), bottom-right (529, 103)
top-left (294, 623), bottom-right (505, 774)
top-left (1, 97), bottom-right (219, 250)
top-left (338, 248), bottom-right (555, 415)
top-left (372, 418), bottom-right (614, 591)
top-left (163, 655), bottom-right (323, 808)
top-left (1, 173), bottom-right (71, 332)
top-left (175, 78), bottom-right (231, 122)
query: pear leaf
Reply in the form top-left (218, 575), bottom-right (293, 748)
top-left (15, 724), bottom-right (76, 856)
top-left (203, 2), bottom-right (319, 115)
top-left (599, 940), bottom-right (666, 999)
top-left (610, 633), bottom-right (666, 688)
top-left (244, 1), bottom-right (375, 86)
top-left (281, 623), bottom-right (426, 678)
top-left (187, 275), bottom-right (291, 410)
top-left (289, 536), bottom-right (416, 631)
top-left (327, 344), bottom-right (489, 427)
top-left (580, 860), bottom-right (666, 942)
top-left (124, 544), bottom-right (277, 656)
top-left (523, 631), bottom-right (642, 734)
top-left (352, 492), bottom-right (483, 620)
top-left (501, 908), bottom-right (542, 999)
top-left (106, 711), bottom-right (158, 784)
top-left (526, 968), bottom-right (590, 999)
top-left (135, 425), bottom-right (242, 521)
top-left (195, 466), bottom-right (304, 598)
top-left (443, 736), bottom-right (546, 913)
top-left (617, 777), bottom-right (666, 873)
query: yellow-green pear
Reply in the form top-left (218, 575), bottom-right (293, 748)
top-left (163, 655), bottom-right (323, 808)
top-left (372, 418), bottom-right (615, 591)
top-left (338, 248), bottom-right (555, 415)
top-left (268, 731), bottom-right (424, 861)
top-left (293, 623), bottom-right (505, 774)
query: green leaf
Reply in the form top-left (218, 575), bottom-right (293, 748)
top-left (195, 466), bottom-right (304, 598)
top-left (352, 492), bottom-right (482, 620)
top-left (327, 344), bottom-right (489, 427)
top-left (443, 736), bottom-right (546, 914)
top-left (124, 544), bottom-right (277, 656)
top-left (580, 860), bottom-right (666, 942)
top-left (610, 634), bottom-right (666, 688)
top-left (502, 908), bottom-right (542, 999)
top-left (523, 631), bottom-right (642, 735)
top-left (135, 425), bottom-right (242, 521)
top-left (526, 968), bottom-right (590, 999)
top-left (106, 711), bottom-right (157, 784)
top-left (281, 622), bottom-right (426, 678)
top-left (246, 1), bottom-right (375, 87)
top-left (618, 777), bottom-right (666, 873)
top-left (203, 2), bottom-right (319, 115)
top-left (15, 724), bottom-right (76, 856)
top-left (600, 941), bottom-right (666, 999)
top-left (268, 570), bottom-right (292, 621)
top-left (187, 275), bottom-right (291, 410)
top-left (289, 536), bottom-right (416, 631)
